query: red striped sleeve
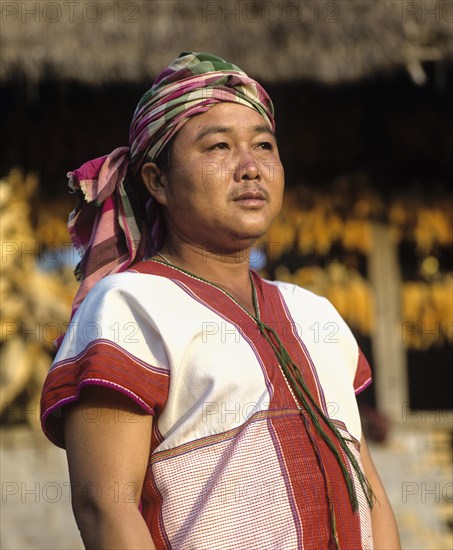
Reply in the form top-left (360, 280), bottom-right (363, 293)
top-left (353, 348), bottom-right (372, 395)
top-left (41, 340), bottom-right (169, 448)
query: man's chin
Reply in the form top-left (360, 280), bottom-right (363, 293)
top-left (201, 235), bottom-right (261, 256)
top-left (224, 235), bottom-right (266, 256)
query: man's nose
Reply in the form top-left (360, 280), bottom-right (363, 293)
top-left (242, 162), bottom-right (260, 181)
top-left (235, 149), bottom-right (261, 181)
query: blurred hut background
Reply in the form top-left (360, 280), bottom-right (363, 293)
top-left (1, 1), bottom-right (452, 548)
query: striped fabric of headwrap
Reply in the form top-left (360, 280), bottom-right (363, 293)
top-left (66, 52), bottom-right (275, 317)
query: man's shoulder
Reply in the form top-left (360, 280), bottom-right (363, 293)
top-left (80, 269), bottom-right (171, 309)
top-left (263, 278), bottom-right (350, 327)
top-left (88, 270), bottom-right (152, 292)
top-left (93, 263), bottom-right (173, 289)
top-left (265, 278), bottom-right (358, 347)
top-left (265, 278), bottom-right (330, 308)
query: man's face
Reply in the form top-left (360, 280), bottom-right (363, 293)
top-left (157, 102), bottom-right (284, 254)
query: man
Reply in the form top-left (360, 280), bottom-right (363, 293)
top-left (41, 52), bottom-right (400, 549)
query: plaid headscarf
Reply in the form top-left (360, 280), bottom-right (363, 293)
top-left (67, 52), bottom-right (275, 317)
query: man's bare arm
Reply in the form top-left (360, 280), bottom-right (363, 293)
top-left (64, 386), bottom-right (155, 550)
top-left (361, 435), bottom-right (401, 549)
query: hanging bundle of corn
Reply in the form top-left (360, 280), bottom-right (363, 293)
top-left (0, 169), bottom-right (77, 426)
top-left (414, 206), bottom-right (452, 250)
top-left (402, 275), bottom-right (452, 350)
top-left (264, 192), bottom-right (299, 262)
top-left (292, 266), bottom-right (327, 296)
top-left (35, 209), bottom-right (72, 246)
top-left (291, 263), bottom-right (374, 337)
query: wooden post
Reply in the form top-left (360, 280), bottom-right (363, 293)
top-left (368, 222), bottom-right (409, 423)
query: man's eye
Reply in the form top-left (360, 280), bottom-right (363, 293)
top-left (257, 142), bottom-right (273, 150)
top-left (210, 142), bottom-right (229, 150)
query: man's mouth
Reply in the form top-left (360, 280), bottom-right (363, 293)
top-left (233, 190), bottom-right (267, 206)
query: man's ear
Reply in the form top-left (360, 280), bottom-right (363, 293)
top-left (141, 162), bottom-right (168, 206)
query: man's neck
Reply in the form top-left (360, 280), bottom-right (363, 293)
top-left (157, 241), bottom-right (257, 316)
top-left (162, 240), bottom-right (251, 280)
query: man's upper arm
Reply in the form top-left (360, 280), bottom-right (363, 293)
top-left (64, 386), bottom-right (153, 513)
top-left (360, 435), bottom-right (401, 549)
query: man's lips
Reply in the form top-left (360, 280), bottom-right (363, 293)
top-left (233, 190), bottom-right (267, 202)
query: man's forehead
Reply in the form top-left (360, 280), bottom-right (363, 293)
top-left (195, 124), bottom-right (274, 142)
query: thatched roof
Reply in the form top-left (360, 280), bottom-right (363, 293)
top-left (2, 0), bottom-right (452, 84)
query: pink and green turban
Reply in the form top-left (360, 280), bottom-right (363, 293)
top-left (66, 52), bottom-right (275, 317)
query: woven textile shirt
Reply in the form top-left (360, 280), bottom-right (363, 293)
top-left (41, 261), bottom-right (373, 549)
